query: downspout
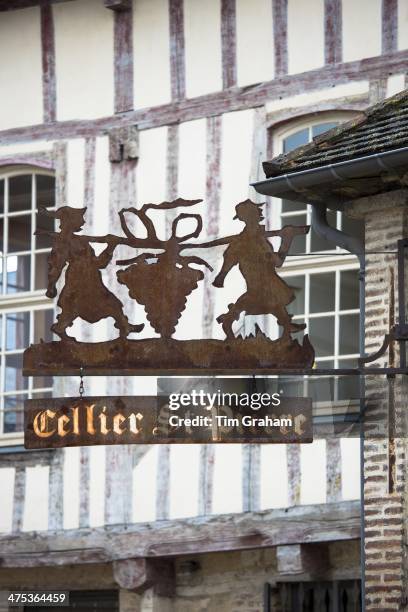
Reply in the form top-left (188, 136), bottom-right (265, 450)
top-left (311, 203), bottom-right (366, 611)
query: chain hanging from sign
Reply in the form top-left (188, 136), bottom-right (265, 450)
top-left (23, 198), bottom-right (314, 375)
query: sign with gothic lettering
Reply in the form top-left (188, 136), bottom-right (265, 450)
top-left (23, 198), bottom-right (314, 376)
top-left (24, 396), bottom-right (313, 449)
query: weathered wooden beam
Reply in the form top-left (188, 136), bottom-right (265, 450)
top-left (276, 543), bottom-right (330, 575)
top-left (324, 0), bottom-right (342, 65)
top-left (0, 0), bottom-right (72, 11)
top-left (382, 0), bottom-right (398, 55)
top-left (169, 0), bottom-right (185, 100)
top-left (109, 126), bottom-right (139, 162)
top-left (113, 3), bottom-right (134, 112)
top-left (0, 501), bottom-right (360, 567)
top-left (272, 0), bottom-right (288, 77)
top-left (0, 51), bottom-right (406, 144)
top-left (287, 444), bottom-right (301, 506)
top-left (113, 558), bottom-right (175, 597)
top-left (40, 3), bottom-right (56, 123)
top-left (12, 467), bottom-right (26, 533)
top-left (221, 0), bottom-right (237, 89)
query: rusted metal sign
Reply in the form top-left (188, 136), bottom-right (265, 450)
top-left (24, 396), bottom-right (313, 448)
top-left (23, 198), bottom-right (314, 375)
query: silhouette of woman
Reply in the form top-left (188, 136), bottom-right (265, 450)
top-left (42, 206), bottom-right (144, 339)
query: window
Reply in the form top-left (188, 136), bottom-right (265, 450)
top-left (0, 170), bottom-right (55, 439)
top-left (269, 116), bottom-right (364, 402)
top-left (276, 580), bottom-right (361, 611)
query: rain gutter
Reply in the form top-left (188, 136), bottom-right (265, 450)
top-left (251, 146), bottom-right (408, 202)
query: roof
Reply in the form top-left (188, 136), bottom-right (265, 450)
top-left (263, 88), bottom-right (408, 178)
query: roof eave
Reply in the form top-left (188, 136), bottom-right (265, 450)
top-left (252, 146), bottom-right (408, 206)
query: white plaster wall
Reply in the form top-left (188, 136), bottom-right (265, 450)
top-left (398, 0), bottom-right (408, 49)
top-left (265, 81), bottom-right (369, 114)
top-left (260, 446), bottom-right (288, 509)
top-left (212, 446), bottom-right (242, 514)
top-left (136, 127), bottom-right (168, 209)
top-left (342, 0), bottom-right (382, 62)
top-left (22, 465), bottom-right (49, 531)
top-left (169, 445), bottom-right (199, 518)
top-left (133, 0), bottom-right (171, 109)
top-left (287, 0), bottom-right (325, 75)
top-left (341, 438), bottom-right (361, 500)
top-left (387, 73), bottom-right (406, 97)
top-left (184, 0), bottom-right (222, 98)
top-left (89, 446), bottom-right (106, 527)
top-left (236, 0), bottom-right (274, 86)
top-left (132, 446), bottom-right (158, 522)
top-left (54, 0), bottom-right (114, 120)
top-left (0, 468), bottom-right (14, 532)
top-left (63, 447), bottom-right (80, 529)
top-left (66, 139), bottom-right (85, 207)
top-left (300, 440), bottom-right (326, 505)
top-left (0, 142), bottom-right (54, 157)
top-left (0, 7), bottom-right (43, 130)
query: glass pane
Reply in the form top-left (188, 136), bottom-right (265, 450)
top-left (286, 275), bottom-right (305, 316)
top-left (9, 175), bottom-right (32, 213)
top-left (0, 218), bottom-right (4, 253)
top-left (3, 394), bottom-right (27, 433)
top-left (36, 174), bottom-right (55, 209)
top-left (310, 210), bottom-right (337, 251)
top-left (34, 309), bottom-right (54, 343)
top-left (0, 179), bottom-right (4, 215)
top-left (6, 312), bottom-right (29, 351)
top-left (338, 358), bottom-right (360, 400)
top-left (285, 214), bottom-right (307, 255)
top-left (341, 214), bottom-right (365, 245)
top-left (5, 353), bottom-right (28, 392)
top-left (309, 272), bottom-right (335, 313)
top-left (281, 199), bottom-right (307, 213)
top-left (308, 364), bottom-right (335, 403)
top-left (8, 214), bottom-right (31, 253)
top-left (339, 314), bottom-right (360, 354)
top-left (35, 252), bottom-right (49, 290)
top-left (340, 269), bottom-right (360, 310)
top-left (6, 254), bottom-right (31, 293)
top-left (36, 210), bottom-right (55, 249)
top-left (283, 128), bottom-right (309, 153)
top-left (312, 122), bottom-right (338, 138)
top-left (309, 316), bottom-right (335, 357)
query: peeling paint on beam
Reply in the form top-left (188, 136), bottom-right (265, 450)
top-left (113, 4), bottom-right (134, 113)
top-left (324, 0), bottom-right (342, 65)
top-left (169, 0), bottom-right (186, 100)
top-left (221, 0), bottom-right (237, 89)
top-left (272, 0), bottom-right (288, 77)
top-left (41, 3), bottom-right (57, 123)
top-left (382, 0), bottom-right (398, 55)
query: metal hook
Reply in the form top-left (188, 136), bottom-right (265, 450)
top-left (79, 366), bottom-right (85, 398)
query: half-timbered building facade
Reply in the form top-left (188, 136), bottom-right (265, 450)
top-left (0, 0), bottom-right (407, 609)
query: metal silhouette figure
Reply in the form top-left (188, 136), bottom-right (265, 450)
top-left (38, 206), bottom-right (144, 340)
top-left (189, 199), bottom-right (308, 339)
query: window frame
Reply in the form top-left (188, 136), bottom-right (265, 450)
top-left (0, 167), bottom-right (55, 444)
top-left (268, 112), bottom-right (362, 402)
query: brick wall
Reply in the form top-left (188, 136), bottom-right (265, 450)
top-left (349, 190), bottom-right (408, 610)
